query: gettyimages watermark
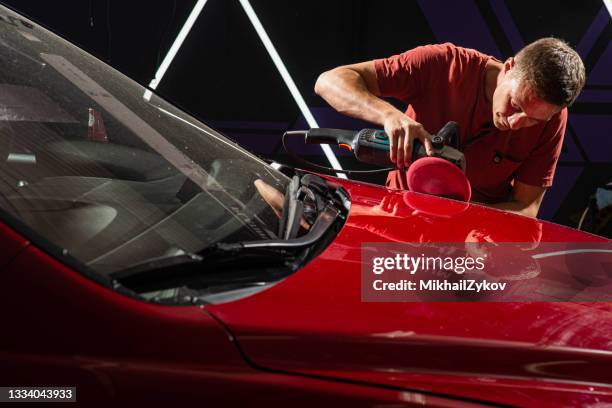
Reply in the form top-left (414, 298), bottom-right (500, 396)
top-left (361, 242), bottom-right (612, 302)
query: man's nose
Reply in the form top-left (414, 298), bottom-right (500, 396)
top-left (507, 112), bottom-right (525, 129)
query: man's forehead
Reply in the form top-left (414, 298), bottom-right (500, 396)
top-left (513, 81), bottom-right (562, 121)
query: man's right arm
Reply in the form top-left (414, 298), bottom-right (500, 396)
top-left (314, 62), bottom-right (389, 125)
top-left (314, 62), bottom-right (432, 168)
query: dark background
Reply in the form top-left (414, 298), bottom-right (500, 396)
top-left (4, 0), bottom-right (611, 233)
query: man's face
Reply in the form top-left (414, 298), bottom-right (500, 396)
top-left (491, 61), bottom-right (562, 131)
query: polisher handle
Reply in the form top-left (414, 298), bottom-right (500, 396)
top-left (305, 128), bottom-right (357, 150)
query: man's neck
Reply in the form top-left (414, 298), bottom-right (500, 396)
top-left (484, 59), bottom-right (503, 104)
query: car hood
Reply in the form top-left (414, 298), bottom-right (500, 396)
top-left (207, 179), bottom-right (612, 406)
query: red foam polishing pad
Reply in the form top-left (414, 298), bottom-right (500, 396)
top-left (403, 191), bottom-right (469, 218)
top-left (406, 157), bottom-right (471, 202)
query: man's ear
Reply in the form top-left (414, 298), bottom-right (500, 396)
top-left (503, 57), bottom-right (516, 74)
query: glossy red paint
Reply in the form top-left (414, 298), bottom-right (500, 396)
top-left (0, 229), bottom-right (491, 406)
top-left (0, 245), bottom-right (244, 402)
top-left (208, 179), bottom-right (612, 407)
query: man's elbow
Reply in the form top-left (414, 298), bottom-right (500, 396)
top-left (518, 205), bottom-right (539, 219)
top-left (514, 199), bottom-right (542, 218)
top-left (314, 69), bottom-right (335, 97)
top-left (487, 199), bottom-right (541, 218)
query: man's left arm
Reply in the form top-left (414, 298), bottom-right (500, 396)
top-left (488, 181), bottom-right (546, 218)
top-left (489, 108), bottom-right (567, 218)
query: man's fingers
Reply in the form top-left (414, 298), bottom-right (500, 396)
top-left (396, 133), bottom-right (405, 169)
top-left (423, 137), bottom-right (434, 156)
top-left (403, 126), bottom-right (413, 167)
top-left (383, 118), bottom-right (432, 167)
top-left (388, 129), bottom-right (398, 163)
top-left (413, 126), bottom-right (433, 156)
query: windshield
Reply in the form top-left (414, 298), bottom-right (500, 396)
top-left (0, 6), bottom-right (289, 275)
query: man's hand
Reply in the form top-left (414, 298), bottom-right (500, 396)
top-left (382, 112), bottom-right (433, 169)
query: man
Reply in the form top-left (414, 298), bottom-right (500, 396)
top-left (314, 38), bottom-right (585, 218)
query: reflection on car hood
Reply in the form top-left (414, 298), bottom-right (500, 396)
top-left (208, 179), bottom-right (612, 406)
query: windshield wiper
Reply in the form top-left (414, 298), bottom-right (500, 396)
top-left (112, 200), bottom-right (341, 283)
top-left (109, 174), bottom-right (347, 294)
top-left (278, 175), bottom-right (302, 239)
top-left (218, 204), bottom-right (340, 250)
top-left (278, 173), bottom-right (343, 239)
top-left (110, 203), bottom-right (340, 294)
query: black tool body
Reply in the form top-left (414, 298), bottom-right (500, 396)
top-left (305, 121), bottom-right (465, 171)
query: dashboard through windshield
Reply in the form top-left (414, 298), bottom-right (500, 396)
top-left (0, 6), bottom-right (290, 276)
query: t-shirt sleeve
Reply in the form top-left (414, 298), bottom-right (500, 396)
top-left (514, 108), bottom-right (567, 188)
top-left (374, 43), bottom-right (453, 102)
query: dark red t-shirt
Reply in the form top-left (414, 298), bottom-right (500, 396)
top-left (374, 43), bottom-right (566, 203)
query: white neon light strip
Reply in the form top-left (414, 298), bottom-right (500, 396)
top-left (237, 0), bottom-right (347, 179)
top-left (532, 249), bottom-right (612, 259)
top-left (144, 0), bottom-right (209, 101)
top-left (604, 0), bottom-right (612, 18)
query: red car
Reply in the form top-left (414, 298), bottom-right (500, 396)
top-left (0, 5), bottom-right (611, 407)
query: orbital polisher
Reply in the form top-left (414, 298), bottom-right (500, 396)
top-left (289, 121), bottom-right (471, 201)
top-left (305, 121), bottom-right (465, 170)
